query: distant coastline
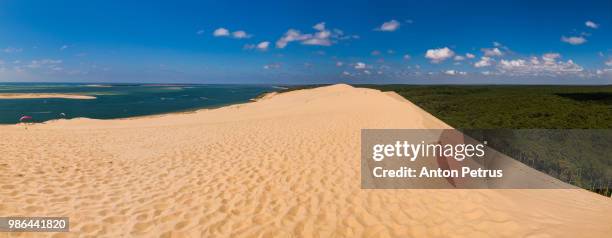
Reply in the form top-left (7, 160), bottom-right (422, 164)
top-left (0, 93), bottom-right (96, 100)
top-left (0, 84), bottom-right (279, 124)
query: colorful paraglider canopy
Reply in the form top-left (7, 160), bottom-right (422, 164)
top-left (19, 115), bottom-right (32, 122)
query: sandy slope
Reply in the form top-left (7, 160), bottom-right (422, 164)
top-left (0, 84), bottom-right (610, 237)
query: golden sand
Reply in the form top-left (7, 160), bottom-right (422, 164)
top-left (0, 84), bottom-right (610, 237)
top-left (0, 94), bottom-right (96, 100)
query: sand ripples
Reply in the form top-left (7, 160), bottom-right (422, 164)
top-left (1, 84), bottom-right (610, 237)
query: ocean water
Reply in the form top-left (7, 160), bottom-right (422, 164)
top-left (0, 83), bottom-right (279, 124)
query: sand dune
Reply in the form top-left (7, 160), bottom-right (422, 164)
top-left (0, 84), bottom-right (610, 237)
top-left (0, 93), bottom-right (96, 100)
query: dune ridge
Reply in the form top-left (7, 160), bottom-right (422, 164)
top-left (0, 84), bottom-right (610, 237)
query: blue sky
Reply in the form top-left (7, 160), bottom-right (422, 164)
top-left (0, 0), bottom-right (610, 84)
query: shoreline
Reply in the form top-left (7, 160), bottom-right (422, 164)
top-left (0, 93), bottom-right (96, 100)
top-left (0, 89), bottom-right (287, 126)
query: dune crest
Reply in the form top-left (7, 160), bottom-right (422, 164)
top-left (0, 84), bottom-right (610, 237)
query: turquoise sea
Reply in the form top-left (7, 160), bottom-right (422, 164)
top-left (0, 83), bottom-right (280, 124)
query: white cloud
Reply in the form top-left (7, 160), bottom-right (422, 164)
top-left (302, 38), bottom-right (331, 46)
top-left (27, 59), bottom-right (62, 69)
top-left (498, 56), bottom-right (584, 76)
top-left (336, 61), bottom-right (343, 67)
top-left (500, 59), bottom-right (526, 68)
top-left (232, 30), bottom-right (251, 39)
top-left (354, 62), bottom-right (366, 69)
top-left (605, 59), bottom-right (612, 67)
top-left (542, 53), bottom-right (561, 63)
top-left (425, 47), bottom-right (455, 63)
top-left (596, 68), bottom-right (612, 77)
top-left (482, 47), bottom-right (503, 57)
top-left (276, 23), bottom-right (352, 49)
top-left (60, 45), bottom-right (69, 51)
top-left (263, 63), bottom-right (280, 69)
top-left (3, 47), bottom-right (23, 53)
top-left (256, 41), bottom-right (270, 51)
top-left (213, 28), bottom-right (230, 37)
top-left (454, 55), bottom-right (465, 61)
top-left (376, 20), bottom-right (400, 32)
top-left (474, 56), bottom-right (493, 68)
top-left (465, 53), bottom-right (475, 59)
top-left (585, 20), bottom-right (599, 29)
top-left (213, 27), bottom-right (251, 39)
top-left (444, 70), bottom-right (466, 75)
top-left (244, 41), bottom-right (270, 51)
top-left (313, 22), bottom-right (326, 31)
top-left (276, 29), bottom-right (309, 48)
top-left (561, 36), bottom-right (586, 45)
top-left (302, 30), bottom-right (332, 46)
top-left (403, 54), bottom-right (411, 60)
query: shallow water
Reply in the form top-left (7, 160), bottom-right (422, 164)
top-left (0, 83), bottom-right (277, 124)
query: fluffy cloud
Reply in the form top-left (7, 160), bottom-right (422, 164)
top-left (454, 55), bottom-right (465, 61)
top-left (256, 41), bottom-right (270, 50)
top-left (232, 30), bottom-right (251, 39)
top-left (276, 23), bottom-right (352, 49)
top-left (301, 30), bottom-right (332, 46)
top-left (482, 47), bottom-right (503, 57)
top-left (263, 63), bottom-right (281, 69)
top-left (354, 62), bottom-right (366, 69)
top-left (596, 69), bottom-right (612, 76)
top-left (465, 53), bottom-right (476, 59)
top-left (585, 20), bottom-right (599, 29)
top-left (444, 70), bottom-right (467, 76)
top-left (3, 47), bottom-right (23, 53)
top-left (313, 22), bottom-right (326, 31)
top-left (403, 54), bottom-right (411, 60)
top-left (376, 20), bottom-right (400, 32)
top-left (605, 59), bottom-right (612, 67)
top-left (276, 29), bottom-right (309, 48)
top-left (213, 28), bottom-right (251, 39)
top-left (425, 47), bottom-right (455, 63)
top-left (497, 55), bottom-right (583, 76)
top-left (561, 36), bottom-right (587, 45)
top-left (213, 28), bottom-right (230, 37)
top-left (246, 41), bottom-right (270, 51)
top-left (542, 53), bottom-right (561, 63)
top-left (474, 56), bottom-right (493, 68)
